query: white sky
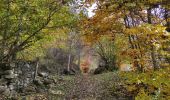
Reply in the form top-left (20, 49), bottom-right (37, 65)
top-left (87, 3), bottom-right (97, 17)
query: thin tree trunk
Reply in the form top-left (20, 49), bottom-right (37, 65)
top-left (78, 46), bottom-right (81, 71)
top-left (165, 9), bottom-right (170, 32)
top-left (124, 16), bottom-right (142, 72)
top-left (151, 46), bottom-right (159, 70)
top-left (147, 7), bottom-right (159, 70)
top-left (67, 53), bottom-right (71, 72)
top-left (164, 9), bottom-right (170, 64)
top-left (34, 60), bottom-right (39, 80)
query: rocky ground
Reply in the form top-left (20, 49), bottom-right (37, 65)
top-left (0, 72), bottom-right (133, 100)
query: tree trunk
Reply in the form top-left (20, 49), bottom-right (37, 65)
top-left (147, 7), bottom-right (159, 70)
top-left (164, 9), bottom-right (170, 64)
top-left (165, 9), bottom-right (170, 32)
top-left (150, 46), bottom-right (159, 70)
top-left (67, 53), bottom-right (71, 72)
top-left (124, 16), bottom-right (142, 72)
top-left (77, 46), bottom-right (81, 72)
top-left (34, 60), bottom-right (39, 80)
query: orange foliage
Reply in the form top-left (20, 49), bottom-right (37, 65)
top-left (80, 62), bottom-right (90, 73)
top-left (119, 63), bottom-right (134, 71)
top-left (80, 54), bottom-right (91, 73)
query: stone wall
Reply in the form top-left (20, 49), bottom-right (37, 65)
top-left (0, 61), bottom-right (36, 96)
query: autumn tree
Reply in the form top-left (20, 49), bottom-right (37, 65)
top-left (0, 0), bottom-right (78, 95)
top-left (82, 0), bottom-right (170, 72)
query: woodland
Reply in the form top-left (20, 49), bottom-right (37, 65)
top-left (0, 0), bottom-right (170, 100)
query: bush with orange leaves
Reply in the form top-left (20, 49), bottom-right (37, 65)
top-left (80, 60), bottom-right (90, 73)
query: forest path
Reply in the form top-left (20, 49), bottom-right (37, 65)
top-left (13, 72), bottom-right (130, 100)
top-left (66, 74), bottom-right (99, 99)
top-left (64, 72), bottom-right (128, 100)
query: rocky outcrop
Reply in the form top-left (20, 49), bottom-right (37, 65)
top-left (93, 66), bottom-right (106, 74)
top-left (93, 60), bottom-right (107, 74)
top-left (39, 48), bottom-right (80, 75)
top-left (0, 86), bottom-right (8, 94)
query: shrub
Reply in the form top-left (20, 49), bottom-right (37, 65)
top-left (120, 67), bottom-right (170, 99)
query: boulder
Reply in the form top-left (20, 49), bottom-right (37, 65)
top-left (93, 60), bottom-right (107, 74)
top-left (10, 62), bottom-right (15, 68)
top-left (9, 84), bottom-right (14, 91)
top-left (62, 69), bottom-right (70, 75)
top-left (38, 72), bottom-right (48, 78)
top-left (0, 86), bottom-right (7, 94)
top-left (3, 89), bottom-right (10, 96)
top-left (24, 85), bottom-right (36, 94)
top-left (4, 70), bottom-right (14, 75)
top-left (43, 78), bottom-right (53, 85)
top-left (49, 90), bottom-right (64, 95)
top-left (61, 68), bottom-right (76, 75)
top-left (33, 79), bottom-right (43, 86)
top-left (0, 71), bottom-right (3, 76)
top-left (39, 48), bottom-right (80, 75)
top-left (4, 74), bottom-right (14, 79)
top-left (0, 79), bottom-right (7, 85)
top-left (36, 87), bottom-right (46, 93)
top-left (93, 67), bottom-right (106, 74)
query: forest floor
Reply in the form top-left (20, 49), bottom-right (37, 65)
top-left (2, 72), bottom-right (133, 100)
top-left (2, 68), bottom-right (168, 100)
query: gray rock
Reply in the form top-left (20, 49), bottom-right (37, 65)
top-left (9, 84), bottom-right (14, 91)
top-left (0, 79), bottom-right (7, 85)
top-left (0, 86), bottom-right (7, 93)
top-left (0, 71), bottom-right (3, 75)
top-left (4, 70), bottom-right (14, 75)
top-left (94, 67), bottom-right (106, 74)
top-left (38, 72), bottom-right (48, 77)
top-left (10, 62), bottom-right (15, 68)
top-left (43, 78), bottom-right (53, 85)
top-left (4, 74), bottom-right (14, 79)
top-left (33, 79), bottom-right (43, 86)
top-left (49, 90), bottom-right (64, 95)
top-left (24, 86), bottom-right (36, 93)
top-left (3, 89), bottom-right (10, 96)
top-left (14, 73), bottom-right (18, 77)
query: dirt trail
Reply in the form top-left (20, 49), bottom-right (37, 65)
top-left (66, 74), bottom-right (98, 99)
top-left (65, 72), bottom-right (131, 100)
